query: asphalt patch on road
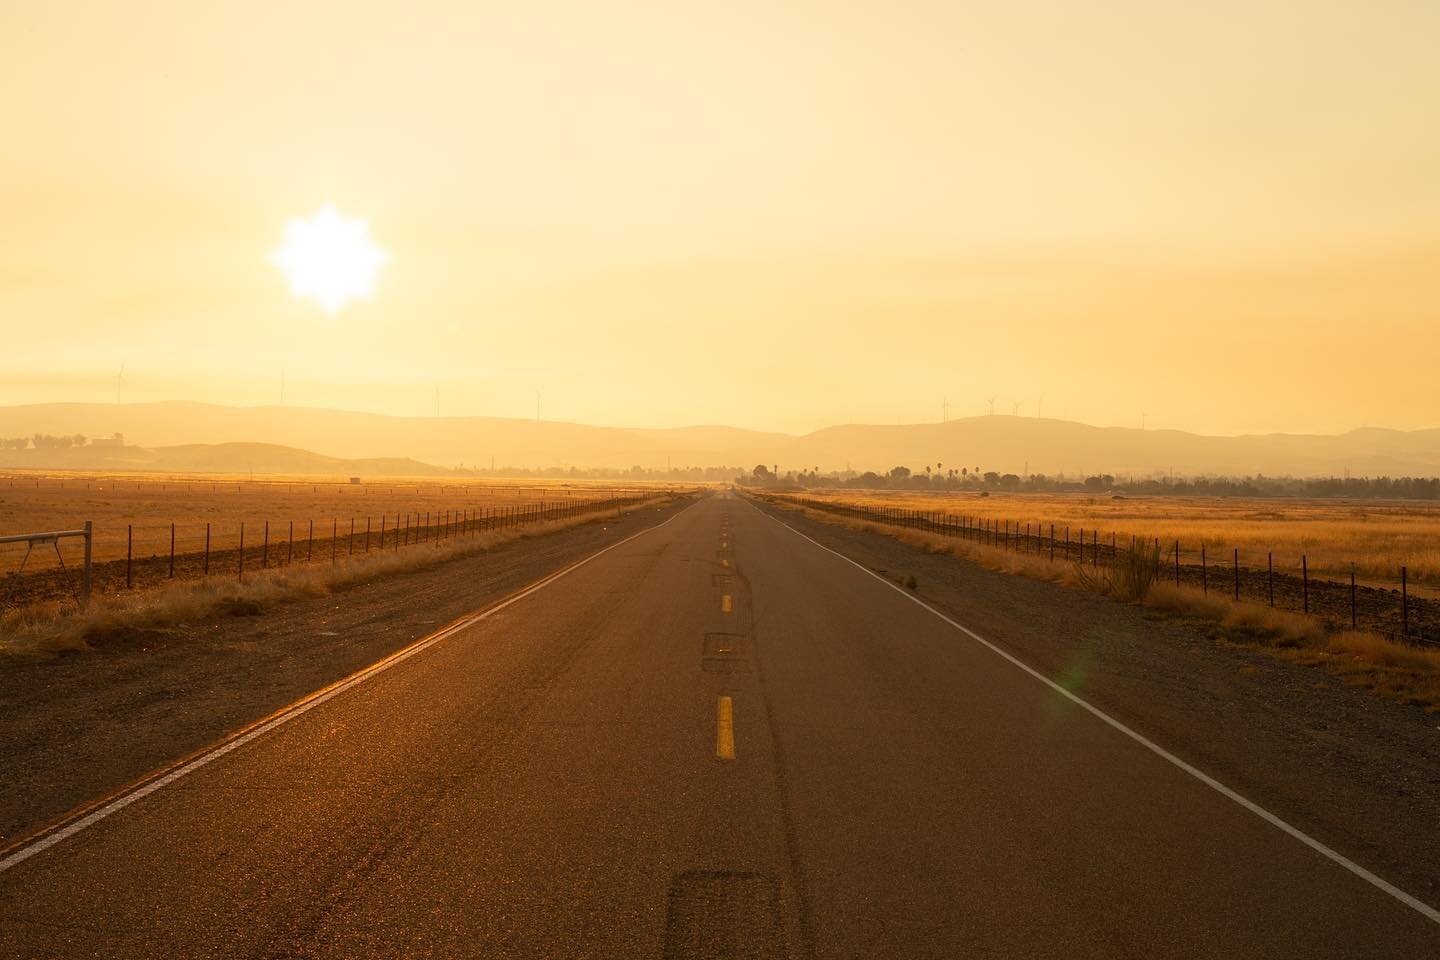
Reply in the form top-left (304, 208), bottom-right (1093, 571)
top-left (663, 870), bottom-right (785, 960)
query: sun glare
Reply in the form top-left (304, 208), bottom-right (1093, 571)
top-left (272, 204), bottom-right (388, 313)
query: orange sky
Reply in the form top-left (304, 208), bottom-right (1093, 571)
top-left (2, 1), bottom-right (1438, 436)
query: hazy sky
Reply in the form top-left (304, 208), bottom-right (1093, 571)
top-left (3, 1), bottom-right (1438, 436)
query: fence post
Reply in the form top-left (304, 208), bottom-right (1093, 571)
top-left (1050, 525), bottom-right (1055, 562)
top-left (1093, 530), bottom-right (1098, 569)
top-left (1350, 565), bottom-right (1357, 630)
top-left (366, 517), bottom-right (371, 552)
top-left (1201, 545), bottom-right (1207, 594)
top-left (126, 524), bottom-right (133, 589)
top-left (169, 523), bottom-right (176, 579)
top-left (1174, 541), bottom-right (1180, 587)
top-left (288, 521), bottom-right (294, 566)
top-left (1302, 556), bottom-right (1309, 614)
top-left (81, 520), bottom-right (92, 608)
top-left (204, 523), bottom-right (211, 577)
top-left (332, 519), bottom-right (337, 565)
top-left (1267, 552), bottom-right (1274, 606)
top-left (262, 521), bottom-right (269, 569)
top-left (1402, 565), bottom-right (1408, 639)
top-left (1233, 548), bottom-right (1239, 602)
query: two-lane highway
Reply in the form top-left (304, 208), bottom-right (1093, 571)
top-left (1, 492), bottom-right (1436, 957)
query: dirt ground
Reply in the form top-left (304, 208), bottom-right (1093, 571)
top-left (753, 499), bottom-right (1440, 907)
top-left (0, 495), bottom-right (695, 848)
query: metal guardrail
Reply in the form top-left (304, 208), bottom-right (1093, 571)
top-left (0, 522), bottom-right (92, 611)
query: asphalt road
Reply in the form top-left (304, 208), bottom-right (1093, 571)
top-left (1, 491), bottom-right (1437, 958)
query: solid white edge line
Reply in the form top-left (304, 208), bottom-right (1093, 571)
top-left (0, 498), bottom-right (698, 876)
top-left (760, 502), bottom-right (1440, 927)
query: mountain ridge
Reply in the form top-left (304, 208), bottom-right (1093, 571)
top-left (1, 401), bottom-right (1438, 477)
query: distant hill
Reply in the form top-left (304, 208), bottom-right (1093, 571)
top-left (768, 418), bottom-right (1440, 478)
top-left (0, 440), bottom-right (449, 477)
top-left (0, 402), bottom-right (776, 473)
top-left (0, 402), bottom-right (1438, 477)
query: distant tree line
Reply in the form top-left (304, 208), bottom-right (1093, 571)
top-left (2, 434), bottom-right (89, 450)
top-left (743, 463), bottom-right (1440, 500)
top-left (457, 464), bottom-right (747, 482)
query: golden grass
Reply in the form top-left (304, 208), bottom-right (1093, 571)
top-left (0, 472), bottom-right (671, 573)
top-left (786, 488), bottom-right (1440, 593)
top-left (0, 495), bottom-right (676, 658)
top-left (776, 497), bottom-right (1440, 711)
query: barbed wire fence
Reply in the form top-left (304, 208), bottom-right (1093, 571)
top-left (765, 493), bottom-right (1438, 648)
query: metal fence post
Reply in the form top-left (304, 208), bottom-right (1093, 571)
top-left (1302, 556), bottom-right (1309, 613)
top-left (1350, 565), bottom-right (1357, 630)
top-left (1402, 565), bottom-right (1409, 638)
top-left (81, 520), bottom-right (92, 607)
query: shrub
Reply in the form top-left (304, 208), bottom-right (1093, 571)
top-left (1073, 539), bottom-right (1161, 601)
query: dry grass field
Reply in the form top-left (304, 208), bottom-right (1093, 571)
top-left (790, 488), bottom-right (1440, 594)
top-left (0, 472), bottom-right (675, 579)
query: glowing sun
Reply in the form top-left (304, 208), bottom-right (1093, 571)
top-left (272, 204), bottom-right (388, 313)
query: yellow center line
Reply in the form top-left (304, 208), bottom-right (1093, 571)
top-left (715, 696), bottom-right (735, 760)
top-left (721, 594), bottom-right (733, 613)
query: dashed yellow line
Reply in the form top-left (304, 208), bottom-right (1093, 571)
top-left (715, 696), bottom-right (735, 760)
top-left (721, 594), bottom-right (733, 613)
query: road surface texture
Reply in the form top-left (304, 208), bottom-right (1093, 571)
top-left (1, 492), bottom-right (1436, 958)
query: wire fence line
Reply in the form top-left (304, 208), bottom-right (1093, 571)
top-left (1, 493), bottom-right (649, 613)
top-left (765, 493), bottom-right (1438, 648)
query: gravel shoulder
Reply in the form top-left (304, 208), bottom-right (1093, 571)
top-left (754, 497), bottom-right (1440, 907)
top-left (0, 496), bottom-right (695, 847)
